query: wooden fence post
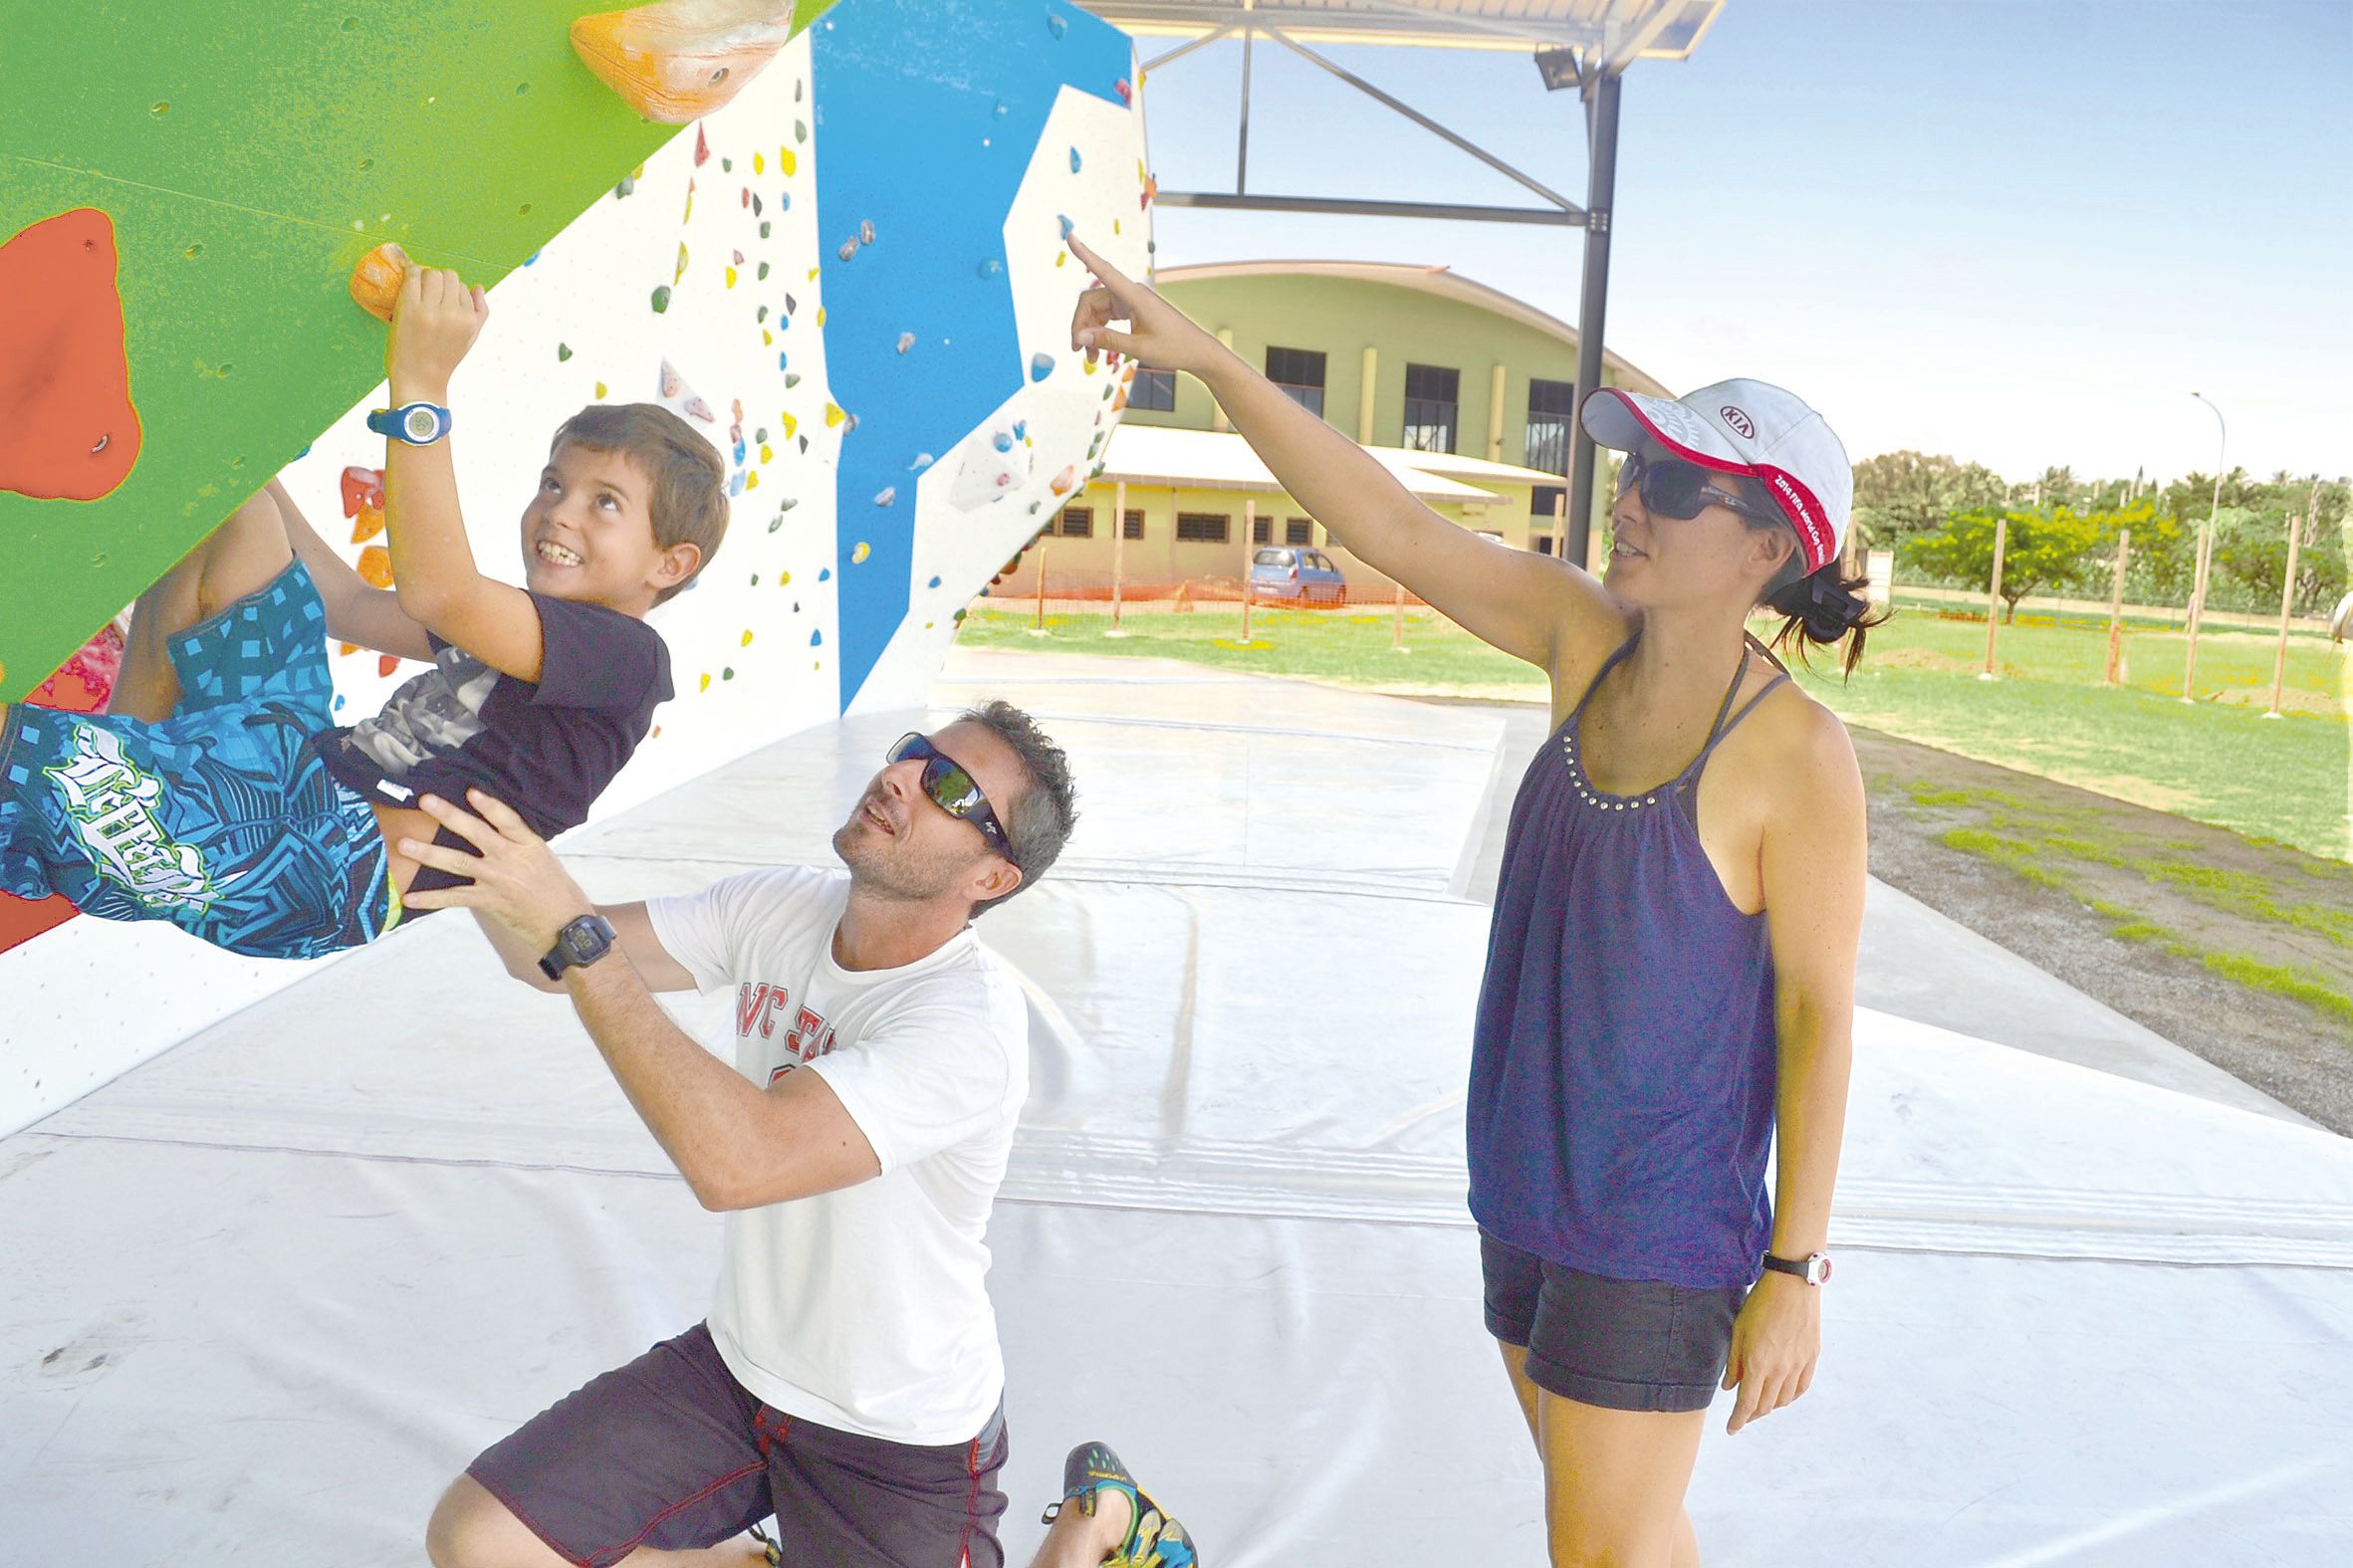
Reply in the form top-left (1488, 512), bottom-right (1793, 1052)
top-left (1031, 538), bottom-right (1049, 634)
top-left (1108, 480), bottom-right (1127, 636)
top-left (1980, 515), bottom-right (2008, 680)
top-left (2104, 529), bottom-right (2130, 684)
top-left (2265, 511), bottom-right (2303, 719)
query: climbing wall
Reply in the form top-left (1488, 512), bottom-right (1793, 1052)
top-left (0, 0), bottom-right (1152, 1134)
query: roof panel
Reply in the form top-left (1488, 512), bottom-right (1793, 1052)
top-left (1078, 0), bottom-right (1725, 59)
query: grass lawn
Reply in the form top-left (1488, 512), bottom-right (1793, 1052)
top-left (958, 599), bottom-right (2351, 861)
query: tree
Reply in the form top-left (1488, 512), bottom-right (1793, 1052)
top-left (1900, 503), bottom-right (2108, 620)
top-left (1850, 450), bottom-right (2008, 547)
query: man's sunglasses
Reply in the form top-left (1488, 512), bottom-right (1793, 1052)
top-left (885, 733), bottom-right (1020, 867)
top-left (1616, 450), bottom-right (1786, 530)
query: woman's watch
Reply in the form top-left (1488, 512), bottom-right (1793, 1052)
top-left (539, 914), bottom-right (617, 982)
top-left (1762, 1250), bottom-right (1832, 1286)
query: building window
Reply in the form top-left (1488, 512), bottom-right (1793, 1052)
top-left (1530, 484), bottom-right (1567, 524)
top-left (1285, 517), bottom-right (1312, 546)
top-left (1530, 535), bottom-right (1554, 556)
top-left (1122, 509), bottom-right (1145, 541)
top-left (1252, 513), bottom-right (1273, 545)
top-left (1055, 506), bottom-right (1093, 539)
top-left (1175, 513), bottom-right (1230, 544)
top-left (1402, 364), bottom-right (1460, 454)
top-left (1266, 346), bottom-right (1326, 418)
top-left (1526, 377), bottom-right (1575, 475)
top-left (1129, 367), bottom-right (1177, 412)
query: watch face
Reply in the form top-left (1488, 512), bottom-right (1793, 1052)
top-left (402, 405), bottom-right (440, 442)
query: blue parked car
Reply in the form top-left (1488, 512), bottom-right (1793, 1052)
top-left (1250, 546), bottom-right (1347, 605)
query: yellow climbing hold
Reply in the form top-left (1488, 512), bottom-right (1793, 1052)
top-left (699, 673), bottom-right (712, 692)
top-left (725, 266), bottom-right (738, 288)
top-left (815, 307), bottom-right (825, 326)
top-left (782, 411), bottom-right (798, 439)
top-left (851, 541), bottom-right (870, 563)
top-left (675, 243), bottom-right (689, 283)
top-left (1056, 252), bottom-right (1066, 267)
top-left (807, 266), bottom-right (819, 282)
top-left (595, 381), bottom-right (608, 398)
top-left (763, 330), bottom-right (773, 346)
top-left (754, 151), bottom-right (765, 173)
top-left (780, 569), bottom-right (791, 585)
top-left (781, 147), bottom-right (797, 176)
top-left (760, 444), bottom-right (774, 462)
top-left (741, 628), bottom-right (755, 646)
top-left (824, 402), bottom-right (847, 428)
top-left (745, 470), bottom-right (760, 489)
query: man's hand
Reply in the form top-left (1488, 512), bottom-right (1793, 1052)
top-left (398, 789), bottom-right (593, 955)
top-left (385, 248), bottom-right (489, 401)
top-left (1066, 234), bottom-right (1226, 376)
top-left (1721, 1269), bottom-right (1821, 1435)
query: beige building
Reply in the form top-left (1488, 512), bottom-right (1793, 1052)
top-left (1039, 260), bottom-right (1668, 598)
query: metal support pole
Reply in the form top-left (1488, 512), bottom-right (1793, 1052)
top-left (1108, 480), bottom-right (1128, 636)
top-left (1565, 67), bottom-right (1621, 569)
top-left (1240, 499), bottom-right (1256, 642)
top-left (1236, 26), bottom-right (1254, 194)
top-left (1980, 514), bottom-right (2008, 679)
top-left (2266, 511), bottom-right (2303, 719)
top-left (2104, 529), bottom-right (2130, 685)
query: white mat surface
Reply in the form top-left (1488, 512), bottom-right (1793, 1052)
top-left (4, 656), bottom-right (2348, 1565)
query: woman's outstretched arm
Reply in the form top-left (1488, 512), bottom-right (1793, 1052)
top-left (1068, 235), bottom-right (1622, 671)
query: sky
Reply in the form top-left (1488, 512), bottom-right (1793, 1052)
top-left (1131, 0), bottom-right (2352, 486)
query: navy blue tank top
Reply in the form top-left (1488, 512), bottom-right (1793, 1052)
top-left (1468, 632), bottom-right (1788, 1289)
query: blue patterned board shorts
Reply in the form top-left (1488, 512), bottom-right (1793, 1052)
top-left (0, 560), bottom-right (401, 961)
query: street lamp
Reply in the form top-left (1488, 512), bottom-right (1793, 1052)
top-left (2183, 392), bottom-right (2227, 701)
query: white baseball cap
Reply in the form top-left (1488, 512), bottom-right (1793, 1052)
top-left (1580, 377), bottom-right (1853, 574)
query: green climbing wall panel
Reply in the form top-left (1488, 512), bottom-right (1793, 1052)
top-left (0, 0), bottom-right (837, 701)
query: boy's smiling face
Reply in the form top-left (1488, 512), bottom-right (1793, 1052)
top-left (520, 442), bottom-right (674, 611)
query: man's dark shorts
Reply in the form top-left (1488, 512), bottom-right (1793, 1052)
top-left (1480, 1229), bottom-right (1749, 1414)
top-left (469, 1322), bottom-right (1010, 1567)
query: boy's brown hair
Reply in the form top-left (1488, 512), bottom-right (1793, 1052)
top-left (550, 403), bottom-right (728, 606)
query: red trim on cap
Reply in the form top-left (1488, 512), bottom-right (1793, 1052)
top-left (1606, 393), bottom-right (1836, 573)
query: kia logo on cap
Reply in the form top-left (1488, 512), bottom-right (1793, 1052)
top-left (1720, 405), bottom-right (1757, 440)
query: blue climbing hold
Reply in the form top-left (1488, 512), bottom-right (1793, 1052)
top-left (1030, 352), bottom-right (1056, 381)
top-left (1069, 147), bottom-right (1081, 173)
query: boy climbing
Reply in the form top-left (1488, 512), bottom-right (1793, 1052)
top-left (0, 253), bottom-right (729, 960)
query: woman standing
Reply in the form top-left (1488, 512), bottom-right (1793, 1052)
top-left (1069, 237), bottom-right (1876, 1566)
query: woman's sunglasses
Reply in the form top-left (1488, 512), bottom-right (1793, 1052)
top-left (1616, 450), bottom-right (1786, 530)
top-left (885, 733), bottom-right (1021, 867)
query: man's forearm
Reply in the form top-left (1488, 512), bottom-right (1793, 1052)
top-left (564, 952), bottom-right (772, 1207)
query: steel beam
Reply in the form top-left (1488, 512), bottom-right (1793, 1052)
top-left (1155, 192), bottom-right (1588, 226)
top-left (1565, 68), bottom-right (1622, 567)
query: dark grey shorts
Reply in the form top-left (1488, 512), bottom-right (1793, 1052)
top-left (468, 1322), bottom-right (1009, 1568)
top-left (1480, 1231), bottom-right (1748, 1414)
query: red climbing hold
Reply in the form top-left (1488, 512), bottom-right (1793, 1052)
top-left (0, 208), bottom-right (142, 502)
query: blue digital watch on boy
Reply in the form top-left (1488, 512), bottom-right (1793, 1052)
top-left (367, 400), bottom-right (453, 446)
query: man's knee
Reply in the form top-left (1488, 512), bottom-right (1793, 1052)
top-left (426, 1474), bottom-right (550, 1568)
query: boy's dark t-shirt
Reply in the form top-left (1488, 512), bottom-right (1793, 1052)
top-left (320, 593), bottom-right (671, 866)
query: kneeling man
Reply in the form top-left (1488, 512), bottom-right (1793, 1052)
top-left (409, 702), bottom-right (1193, 1568)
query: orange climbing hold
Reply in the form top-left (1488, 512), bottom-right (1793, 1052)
top-left (348, 243), bottom-right (408, 323)
top-left (340, 465), bottom-right (384, 517)
top-left (356, 546), bottom-right (394, 588)
top-left (570, 0), bottom-right (797, 123)
top-left (351, 502), bottom-right (385, 545)
top-left (0, 207), bottom-right (142, 502)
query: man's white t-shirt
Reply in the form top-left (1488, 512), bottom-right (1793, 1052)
top-left (646, 864), bottom-right (1029, 1447)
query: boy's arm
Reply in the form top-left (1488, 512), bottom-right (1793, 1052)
top-left (267, 479), bottom-right (433, 662)
top-left (381, 260), bottom-right (548, 684)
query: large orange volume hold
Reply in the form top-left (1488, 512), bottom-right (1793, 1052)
top-left (571, 0), bottom-right (796, 122)
top-left (0, 208), bottom-right (142, 502)
top-left (349, 243), bottom-right (409, 322)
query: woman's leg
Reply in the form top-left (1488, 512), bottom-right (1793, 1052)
top-left (1499, 1342), bottom-right (1704, 1568)
top-left (113, 488), bottom-right (294, 722)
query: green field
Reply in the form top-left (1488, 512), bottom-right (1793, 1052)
top-left (956, 599), bottom-right (2351, 860)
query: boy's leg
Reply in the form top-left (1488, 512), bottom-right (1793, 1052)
top-left (1027, 1485), bottom-right (1131, 1568)
top-left (114, 487), bottom-right (294, 722)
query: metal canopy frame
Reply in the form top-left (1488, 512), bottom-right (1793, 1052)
top-left (1081, 0), bottom-right (1725, 564)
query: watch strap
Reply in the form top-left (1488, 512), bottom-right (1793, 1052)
top-left (1762, 1250), bottom-right (1832, 1285)
top-left (538, 914), bottom-right (616, 981)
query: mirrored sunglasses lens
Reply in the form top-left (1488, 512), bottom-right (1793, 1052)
top-left (924, 759), bottom-right (982, 815)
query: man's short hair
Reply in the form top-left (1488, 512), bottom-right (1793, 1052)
top-left (962, 700), bottom-right (1076, 915)
top-left (551, 403), bottom-right (728, 605)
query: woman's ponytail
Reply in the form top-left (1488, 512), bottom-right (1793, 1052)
top-left (1761, 561), bottom-right (1887, 678)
